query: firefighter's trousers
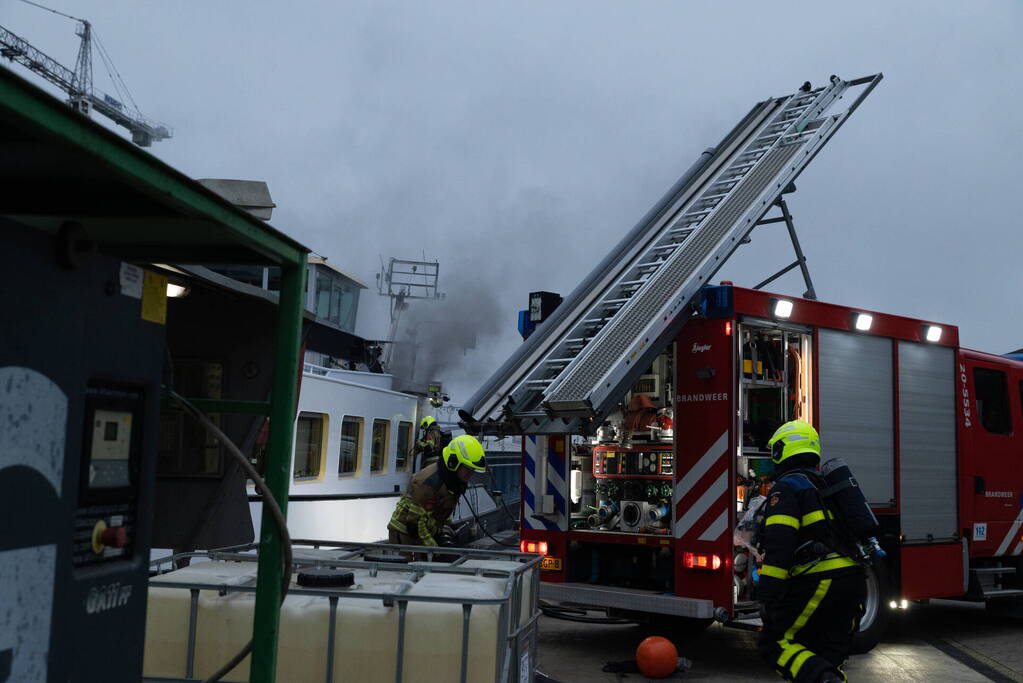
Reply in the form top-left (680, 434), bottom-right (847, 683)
top-left (757, 571), bottom-right (865, 682)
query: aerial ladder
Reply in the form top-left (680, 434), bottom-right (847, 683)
top-left (462, 74), bottom-right (882, 436)
top-left (0, 6), bottom-right (171, 146)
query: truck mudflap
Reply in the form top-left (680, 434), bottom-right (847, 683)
top-left (539, 582), bottom-right (715, 619)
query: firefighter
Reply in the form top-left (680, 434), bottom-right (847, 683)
top-left (387, 434), bottom-right (487, 547)
top-left (413, 415), bottom-right (444, 470)
top-left (756, 420), bottom-right (865, 683)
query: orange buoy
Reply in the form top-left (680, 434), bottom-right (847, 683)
top-left (636, 636), bottom-right (678, 678)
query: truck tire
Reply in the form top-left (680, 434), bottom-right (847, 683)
top-left (850, 560), bottom-right (890, 654)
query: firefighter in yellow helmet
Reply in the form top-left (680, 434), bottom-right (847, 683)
top-left (756, 421), bottom-right (865, 683)
top-left (413, 415), bottom-right (444, 471)
top-left (388, 434), bottom-right (487, 548)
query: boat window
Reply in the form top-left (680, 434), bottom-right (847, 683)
top-left (315, 273), bottom-right (332, 320)
top-left (974, 368), bottom-right (1011, 435)
top-left (339, 416), bottom-right (363, 476)
top-left (330, 283), bottom-right (343, 323)
top-left (293, 412), bottom-right (327, 480)
top-left (312, 269), bottom-right (361, 334)
top-left (371, 419), bottom-right (390, 473)
top-left (396, 421), bottom-right (413, 471)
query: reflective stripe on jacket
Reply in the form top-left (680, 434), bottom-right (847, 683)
top-left (387, 462), bottom-right (460, 546)
top-left (758, 471), bottom-right (859, 597)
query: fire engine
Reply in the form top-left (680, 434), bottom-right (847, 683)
top-left (460, 73), bottom-right (1023, 651)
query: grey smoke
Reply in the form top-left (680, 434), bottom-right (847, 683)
top-left (385, 187), bottom-right (579, 399)
top-left (8, 1), bottom-right (1021, 394)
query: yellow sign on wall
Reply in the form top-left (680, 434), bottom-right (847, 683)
top-left (141, 270), bottom-right (168, 325)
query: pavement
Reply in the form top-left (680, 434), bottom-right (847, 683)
top-left (535, 599), bottom-right (1023, 682)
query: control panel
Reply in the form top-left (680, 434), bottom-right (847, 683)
top-left (593, 446), bottom-right (674, 479)
top-left (72, 383), bottom-right (145, 568)
top-left (1, 219), bottom-right (165, 682)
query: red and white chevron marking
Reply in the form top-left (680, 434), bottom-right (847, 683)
top-left (673, 431), bottom-right (730, 541)
top-left (994, 507), bottom-right (1023, 557)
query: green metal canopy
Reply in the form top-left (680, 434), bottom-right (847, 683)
top-left (0, 66), bottom-right (305, 683)
top-left (0, 66), bottom-right (305, 266)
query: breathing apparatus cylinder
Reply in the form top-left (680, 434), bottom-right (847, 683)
top-left (819, 457), bottom-right (880, 542)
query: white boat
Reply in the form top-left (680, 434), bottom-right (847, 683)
top-left (247, 365), bottom-right (517, 544)
top-left (242, 257), bottom-right (516, 545)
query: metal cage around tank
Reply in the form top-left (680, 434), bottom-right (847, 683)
top-left (145, 541), bottom-right (543, 683)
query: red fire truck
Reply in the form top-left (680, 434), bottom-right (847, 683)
top-left (460, 74), bottom-right (1021, 650)
top-left (511, 284), bottom-right (1023, 649)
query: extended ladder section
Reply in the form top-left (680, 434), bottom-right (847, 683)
top-left (463, 74), bottom-right (882, 435)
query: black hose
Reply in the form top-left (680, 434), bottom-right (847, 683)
top-left (164, 388), bottom-right (293, 683)
top-left (539, 601), bottom-right (636, 625)
top-left (465, 485), bottom-right (518, 548)
top-left (483, 469), bottom-right (521, 528)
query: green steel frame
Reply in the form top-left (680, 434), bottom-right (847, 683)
top-left (0, 68), bottom-right (307, 683)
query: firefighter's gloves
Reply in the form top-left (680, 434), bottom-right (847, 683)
top-left (439, 525), bottom-right (457, 547)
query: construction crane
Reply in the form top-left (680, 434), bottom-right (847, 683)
top-left (0, 3), bottom-right (171, 146)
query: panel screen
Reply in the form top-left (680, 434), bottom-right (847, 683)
top-left (88, 409), bottom-right (133, 489)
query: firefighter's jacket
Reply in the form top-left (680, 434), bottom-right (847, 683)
top-left (413, 427), bottom-right (443, 470)
top-left (387, 462), bottom-right (462, 546)
top-left (758, 470), bottom-right (860, 601)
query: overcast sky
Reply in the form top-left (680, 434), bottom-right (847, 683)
top-left (5, 1), bottom-right (1021, 399)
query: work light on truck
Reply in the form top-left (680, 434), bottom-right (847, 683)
top-left (683, 552), bottom-right (722, 571)
top-left (854, 313), bottom-right (873, 331)
top-left (925, 325), bottom-right (942, 342)
top-left (772, 298), bottom-right (793, 319)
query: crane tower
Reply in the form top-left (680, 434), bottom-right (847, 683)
top-left (0, 11), bottom-right (171, 146)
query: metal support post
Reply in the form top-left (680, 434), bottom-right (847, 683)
top-left (250, 261), bottom-right (307, 683)
top-left (778, 198), bottom-right (816, 300)
top-left (752, 198), bottom-right (817, 300)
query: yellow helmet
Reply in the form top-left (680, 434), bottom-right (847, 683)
top-left (768, 420), bottom-right (821, 464)
top-left (442, 434), bottom-right (487, 472)
top-left (420, 416), bottom-right (437, 430)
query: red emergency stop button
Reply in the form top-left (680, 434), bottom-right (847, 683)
top-left (91, 520), bottom-right (128, 553)
top-left (101, 525), bottom-right (127, 548)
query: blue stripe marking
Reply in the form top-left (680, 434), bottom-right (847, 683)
top-left (548, 485), bottom-right (566, 515)
top-left (548, 445), bottom-right (566, 479)
top-left (523, 487), bottom-right (535, 511)
top-left (541, 518), bottom-right (560, 531)
top-left (523, 452), bottom-right (536, 477)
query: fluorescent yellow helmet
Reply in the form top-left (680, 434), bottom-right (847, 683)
top-left (420, 416), bottom-right (437, 430)
top-left (767, 420), bottom-right (821, 464)
top-left (442, 434), bottom-right (487, 472)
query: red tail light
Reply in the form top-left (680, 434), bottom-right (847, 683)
top-left (520, 540), bottom-right (549, 555)
top-left (725, 321), bottom-right (732, 336)
top-left (683, 552), bottom-right (722, 571)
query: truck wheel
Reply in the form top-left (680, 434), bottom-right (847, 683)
top-left (850, 560), bottom-right (890, 654)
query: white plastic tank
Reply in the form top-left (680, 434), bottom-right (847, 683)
top-left (144, 555), bottom-right (531, 682)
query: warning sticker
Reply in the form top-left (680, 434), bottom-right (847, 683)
top-left (119, 263), bottom-right (143, 299)
top-left (141, 270), bottom-right (168, 325)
